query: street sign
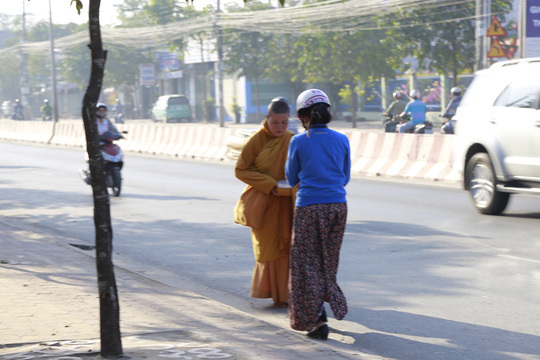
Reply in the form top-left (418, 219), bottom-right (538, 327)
top-left (487, 39), bottom-right (508, 58)
top-left (487, 16), bottom-right (507, 37)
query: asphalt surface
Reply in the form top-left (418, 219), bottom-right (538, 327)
top-left (0, 216), bottom-right (383, 360)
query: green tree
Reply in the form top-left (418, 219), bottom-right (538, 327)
top-left (298, 28), bottom-right (398, 127)
top-left (393, 1), bottom-right (513, 85)
top-left (262, 33), bottom-right (307, 104)
top-left (223, 2), bottom-right (274, 121)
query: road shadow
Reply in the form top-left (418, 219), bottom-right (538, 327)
top-left (345, 220), bottom-right (487, 239)
top-left (328, 308), bottom-right (540, 360)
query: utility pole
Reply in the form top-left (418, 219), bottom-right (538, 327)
top-left (48, 0), bottom-right (59, 123)
top-left (21, 0), bottom-right (30, 119)
top-left (483, 0), bottom-right (491, 69)
top-left (518, 0), bottom-right (526, 58)
top-left (475, 0), bottom-right (485, 71)
top-left (216, 0), bottom-right (225, 128)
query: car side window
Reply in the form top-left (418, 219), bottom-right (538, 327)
top-left (494, 75), bottom-right (540, 109)
top-left (168, 97), bottom-right (188, 105)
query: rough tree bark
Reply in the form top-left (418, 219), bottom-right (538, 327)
top-left (81, 0), bottom-right (123, 356)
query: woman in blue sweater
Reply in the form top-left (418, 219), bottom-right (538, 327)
top-left (285, 89), bottom-right (351, 340)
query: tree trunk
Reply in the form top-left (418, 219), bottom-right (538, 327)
top-left (82, 0), bottom-right (123, 356)
top-left (351, 81), bottom-right (358, 129)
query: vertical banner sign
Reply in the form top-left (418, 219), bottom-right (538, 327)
top-left (526, 0), bottom-right (540, 57)
top-left (139, 64), bottom-right (155, 87)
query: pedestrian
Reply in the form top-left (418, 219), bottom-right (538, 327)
top-left (399, 89), bottom-right (427, 133)
top-left (285, 89), bottom-right (351, 340)
top-left (234, 99), bottom-right (295, 308)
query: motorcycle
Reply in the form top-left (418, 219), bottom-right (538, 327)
top-left (114, 111), bottom-right (125, 124)
top-left (382, 113), bottom-right (398, 133)
top-left (440, 113), bottom-right (455, 134)
top-left (396, 114), bottom-right (433, 134)
top-left (79, 130), bottom-right (127, 197)
top-left (11, 107), bottom-right (24, 120)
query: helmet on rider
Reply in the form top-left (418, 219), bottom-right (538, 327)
top-left (96, 103), bottom-right (107, 119)
top-left (393, 91), bottom-right (403, 100)
top-left (296, 89), bottom-right (331, 116)
top-left (43, 99), bottom-right (49, 104)
top-left (410, 89), bottom-right (421, 99)
top-left (451, 87), bottom-right (461, 96)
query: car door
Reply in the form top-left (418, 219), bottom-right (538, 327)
top-left (490, 66), bottom-right (540, 179)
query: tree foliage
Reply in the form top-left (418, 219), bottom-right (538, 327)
top-left (392, 0), bottom-right (513, 85)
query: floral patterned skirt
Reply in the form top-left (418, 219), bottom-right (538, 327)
top-left (288, 203), bottom-right (348, 331)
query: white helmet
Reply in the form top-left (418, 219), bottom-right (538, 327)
top-left (410, 89), bottom-right (421, 99)
top-left (296, 89), bottom-right (331, 113)
top-left (451, 87), bottom-right (461, 96)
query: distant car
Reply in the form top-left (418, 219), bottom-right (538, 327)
top-left (453, 57), bottom-right (540, 215)
top-left (151, 95), bottom-right (192, 123)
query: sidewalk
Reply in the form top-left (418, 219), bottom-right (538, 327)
top-left (0, 219), bottom-right (368, 360)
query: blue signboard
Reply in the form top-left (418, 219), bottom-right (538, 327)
top-left (159, 53), bottom-right (179, 71)
top-left (527, 0), bottom-right (540, 37)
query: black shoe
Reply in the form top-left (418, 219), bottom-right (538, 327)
top-left (318, 308), bottom-right (327, 323)
top-left (307, 324), bottom-right (328, 340)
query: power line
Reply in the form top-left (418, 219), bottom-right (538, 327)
top-left (0, 0), bottom-right (486, 58)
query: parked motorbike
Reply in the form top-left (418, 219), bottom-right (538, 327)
top-left (78, 130), bottom-right (127, 197)
top-left (396, 114), bottom-right (433, 134)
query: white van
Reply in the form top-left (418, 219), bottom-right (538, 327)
top-left (453, 58), bottom-right (540, 215)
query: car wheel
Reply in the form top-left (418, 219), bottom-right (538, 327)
top-left (465, 153), bottom-right (510, 215)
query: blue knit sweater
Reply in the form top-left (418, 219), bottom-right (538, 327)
top-left (285, 124), bottom-right (351, 207)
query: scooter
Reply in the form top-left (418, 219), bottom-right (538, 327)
top-left (11, 107), bottom-right (24, 120)
top-left (382, 113), bottom-right (398, 133)
top-left (396, 114), bottom-right (433, 134)
top-left (439, 114), bottom-right (454, 134)
top-left (78, 130), bottom-right (127, 197)
top-left (114, 110), bottom-right (125, 124)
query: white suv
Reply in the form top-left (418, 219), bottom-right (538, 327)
top-left (453, 58), bottom-right (540, 215)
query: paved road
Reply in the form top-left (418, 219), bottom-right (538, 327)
top-left (1, 141), bottom-right (539, 360)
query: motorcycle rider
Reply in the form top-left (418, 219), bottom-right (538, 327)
top-left (79, 103), bottom-right (122, 184)
top-left (12, 99), bottom-right (24, 120)
top-left (440, 87), bottom-right (462, 134)
top-left (114, 98), bottom-right (125, 123)
top-left (399, 89), bottom-right (427, 133)
top-left (40, 99), bottom-right (53, 121)
top-left (382, 91), bottom-right (407, 132)
top-left (95, 103), bottom-right (121, 143)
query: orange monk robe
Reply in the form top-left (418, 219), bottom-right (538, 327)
top-left (234, 120), bottom-right (295, 263)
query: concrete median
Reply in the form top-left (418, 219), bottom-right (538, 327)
top-left (0, 119), bottom-right (459, 183)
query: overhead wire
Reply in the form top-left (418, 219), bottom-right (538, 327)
top-left (0, 0), bottom-right (486, 59)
